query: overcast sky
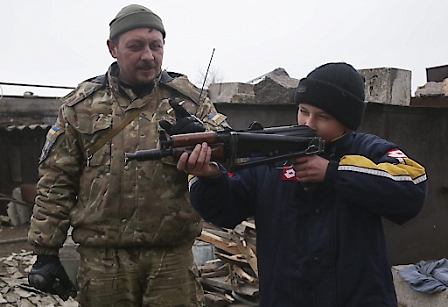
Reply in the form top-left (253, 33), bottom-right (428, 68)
top-left (0, 0), bottom-right (446, 97)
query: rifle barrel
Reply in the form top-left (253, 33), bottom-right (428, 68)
top-left (125, 149), bottom-right (165, 162)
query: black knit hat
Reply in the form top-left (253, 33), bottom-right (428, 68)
top-left (294, 62), bottom-right (366, 130)
top-left (109, 4), bottom-right (166, 40)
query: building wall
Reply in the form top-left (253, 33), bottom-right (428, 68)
top-left (0, 128), bottom-right (46, 215)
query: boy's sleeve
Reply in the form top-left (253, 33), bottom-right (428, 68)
top-left (334, 146), bottom-right (427, 225)
top-left (188, 166), bottom-right (254, 229)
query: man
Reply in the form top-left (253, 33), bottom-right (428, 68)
top-left (27, 4), bottom-right (226, 306)
top-left (178, 62), bottom-right (427, 306)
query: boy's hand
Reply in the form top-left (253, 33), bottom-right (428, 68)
top-left (177, 142), bottom-right (220, 178)
top-left (291, 155), bottom-right (329, 183)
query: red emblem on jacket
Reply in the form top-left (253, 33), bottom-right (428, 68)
top-left (282, 167), bottom-right (298, 181)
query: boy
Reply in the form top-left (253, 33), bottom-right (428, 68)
top-left (177, 62), bottom-right (427, 306)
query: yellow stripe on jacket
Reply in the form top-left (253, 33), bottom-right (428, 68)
top-left (338, 155), bottom-right (427, 184)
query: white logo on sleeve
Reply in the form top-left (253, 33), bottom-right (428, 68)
top-left (386, 149), bottom-right (408, 159)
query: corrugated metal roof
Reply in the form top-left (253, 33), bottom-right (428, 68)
top-left (2, 124), bottom-right (50, 132)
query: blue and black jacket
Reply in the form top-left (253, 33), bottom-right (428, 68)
top-left (189, 131), bottom-right (427, 307)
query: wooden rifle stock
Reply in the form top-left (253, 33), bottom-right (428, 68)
top-left (170, 132), bottom-right (228, 161)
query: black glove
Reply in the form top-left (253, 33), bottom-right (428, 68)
top-left (159, 99), bottom-right (206, 135)
top-left (28, 255), bottom-right (77, 301)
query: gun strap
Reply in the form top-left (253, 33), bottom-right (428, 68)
top-left (86, 107), bottom-right (142, 164)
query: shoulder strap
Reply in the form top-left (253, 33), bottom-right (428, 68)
top-left (62, 76), bottom-right (107, 107)
top-left (160, 71), bottom-right (202, 104)
top-left (86, 107), bottom-right (142, 165)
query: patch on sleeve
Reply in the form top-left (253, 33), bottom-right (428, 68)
top-left (386, 149), bottom-right (408, 159)
top-left (39, 125), bottom-right (64, 164)
top-left (203, 113), bottom-right (227, 126)
top-left (282, 167), bottom-right (298, 181)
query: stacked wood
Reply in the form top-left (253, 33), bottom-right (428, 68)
top-left (197, 220), bottom-right (259, 307)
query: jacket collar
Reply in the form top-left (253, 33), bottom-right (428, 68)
top-left (323, 131), bottom-right (354, 159)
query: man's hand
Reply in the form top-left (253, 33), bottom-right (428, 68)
top-left (177, 142), bottom-right (220, 177)
top-left (159, 99), bottom-right (206, 135)
top-left (28, 255), bottom-right (77, 301)
top-left (291, 155), bottom-right (329, 183)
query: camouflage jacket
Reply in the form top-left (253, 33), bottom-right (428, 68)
top-left (28, 63), bottom-right (227, 255)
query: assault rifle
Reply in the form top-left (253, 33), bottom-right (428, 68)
top-left (125, 122), bottom-right (325, 172)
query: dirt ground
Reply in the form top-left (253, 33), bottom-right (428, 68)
top-left (0, 222), bottom-right (31, 259)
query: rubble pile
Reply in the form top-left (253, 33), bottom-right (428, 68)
top-left (0, 250), bottom-right (78, 307)
top-left (415, 78), bottom-right (448, 97)
top-left (197, 220), bottom-right (259, 306)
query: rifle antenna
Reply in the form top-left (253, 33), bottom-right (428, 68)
top-left (198, 48), bottom-right (215, 105)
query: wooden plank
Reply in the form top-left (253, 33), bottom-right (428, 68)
top-left (232, 232), bottom-right (258, 277)
top-left (233, 265), bottom-right (257, 283)
top-left (198, 231), bottom-right (240, 255)
top-left (241, 220), bottom-right (256, 229)
top-left (201, 276), bottom-right (233, 292)
top-left (215, 252), bottom-right (250, 268)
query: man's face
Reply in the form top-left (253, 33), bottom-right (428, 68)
top-left (297, 103), bottom-right (348, 142)
top-left (107, 28), bottom-right (164, 86)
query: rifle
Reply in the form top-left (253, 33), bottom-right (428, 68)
top-left (125, 122), bottom-right (324, 171)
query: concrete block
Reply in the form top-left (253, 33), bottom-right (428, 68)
top-left (442, 79), bottom-right (448, 96)
top-left (208, 82), bottom-right (254, 103)
top-left (60, 227), bottom-right (80, 290)
top-left (415, 81), bottom-right (444, 97)
top-left (227, 93), bottom-right (258, 104)
top-left (6, 187), bottom-right (31, 226)
top-left (392, 265), bottom-right (448, 307)
top-left (358, 68), bottom-right (411, 106)
top-left (253, 73), bottom-right (299, 105)
top-left (192, 240), bottom-right (217, 266)
top-left (60, 244), bottom-right (79, 290)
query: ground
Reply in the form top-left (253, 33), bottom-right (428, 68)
top-left (0, 222), bottom-right (30, 259)
top-left (0, 223), bottom-right (80, 306)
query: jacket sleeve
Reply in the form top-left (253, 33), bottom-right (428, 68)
top-left (189, 166), bottom-right (254, 229)
top-left (28, 105), bottom-right (83, 255)
top-left (329, 137), bottom-right (427, 225)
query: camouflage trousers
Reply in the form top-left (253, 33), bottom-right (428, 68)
top-left (76, 244), bottom-right (204, 307)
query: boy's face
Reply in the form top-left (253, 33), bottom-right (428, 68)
top-left (297, 103), bottom-right (348, 142)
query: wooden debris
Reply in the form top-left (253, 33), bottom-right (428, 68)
top-left (198, 230), bottom-right (240, 255)
top-left (0, 219), bottom-right (260, 306)
top-left (0, 215), bottom-right (10, 224)
top-left (197, 219), bottom-right (260, 306)
top-left (231, 232), bottom-right (258, 277)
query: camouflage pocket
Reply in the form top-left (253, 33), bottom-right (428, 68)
top-left (76, 114), bottom-right (112, 167)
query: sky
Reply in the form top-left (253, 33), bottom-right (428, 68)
top-left (0, 0), bottom-right (446, 97)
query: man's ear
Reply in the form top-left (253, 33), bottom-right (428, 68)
top-left (107, 39), bottom-right (117, 59)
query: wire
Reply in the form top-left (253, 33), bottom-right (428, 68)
top-left (197, 48), bottom-right (216, 109)
top-left (0, 81), bottom-right (75, 90)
